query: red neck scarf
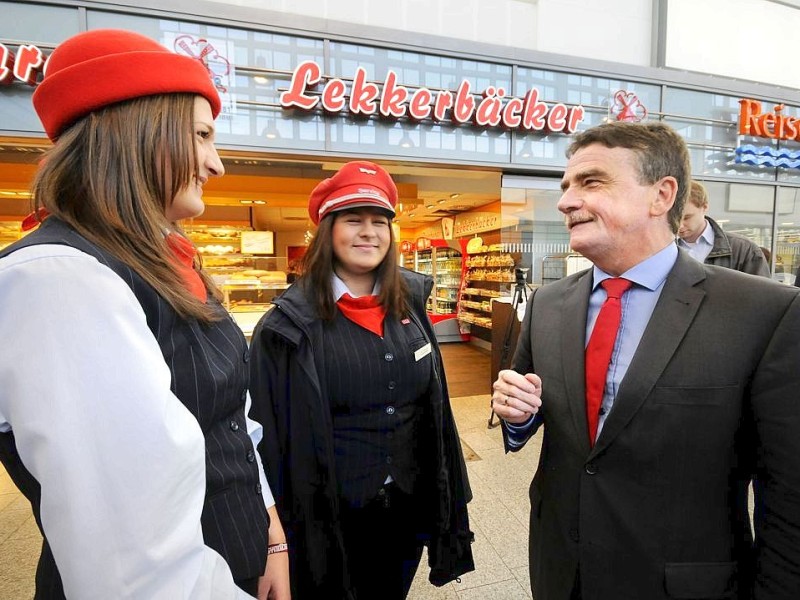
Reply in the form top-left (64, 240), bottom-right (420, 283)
top-left (166, 233), bottom-right (207, 302)
top-left (336, 293), bottom-right (387, 337)
top-left (21, 207), bottom-right (50, 231)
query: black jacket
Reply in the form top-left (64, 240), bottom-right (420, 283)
top-left (249, 268), bottom-right (474, 599)
top-left (703, 216), bottom-right (770, 277)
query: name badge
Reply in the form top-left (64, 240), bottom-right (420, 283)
top-left (414, 343), bottom-right (432, 362)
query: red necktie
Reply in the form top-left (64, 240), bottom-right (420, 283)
top-left (585, 278), bottom-right (632, 447)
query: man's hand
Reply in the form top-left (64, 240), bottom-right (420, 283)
top-left (491, 369), bottom-right (542, 424)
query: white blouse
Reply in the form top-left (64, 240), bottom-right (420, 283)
top-left (0, 244), bottom-right (272, 599)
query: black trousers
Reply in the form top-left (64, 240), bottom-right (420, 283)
top-left (236, 576), bottom-right (259, 597)
top-left (570, 570), bottom-right (582, 600)
top-left (340, 482), bottom-right (426, 600)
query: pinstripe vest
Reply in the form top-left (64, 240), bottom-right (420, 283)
top-left (324, 311), bottom-right (434, 508)
top-left (0, 218), bottom-right (268, 597)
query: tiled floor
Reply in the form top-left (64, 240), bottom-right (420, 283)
top-left (407, 393), bottom-right (540, 600)
top-left (1, 343), bottom-right (541, 599)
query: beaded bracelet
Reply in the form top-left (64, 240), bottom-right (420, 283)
top-left (267, 542), bottom-right (288, 555)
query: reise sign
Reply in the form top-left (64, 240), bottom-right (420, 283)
top-left (280, 60), bottom-right (585, 134)
top-left (738, 99), bottom-right (800, 141)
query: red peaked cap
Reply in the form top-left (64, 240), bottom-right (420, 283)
top-left (308, 161), bottom-right (398, 225)
top-left (32, 29), bottom-right (221, 141)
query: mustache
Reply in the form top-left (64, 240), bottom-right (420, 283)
top-left (564, 213), bottom-right (593, 229)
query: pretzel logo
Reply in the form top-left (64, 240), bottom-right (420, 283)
top-left (611, 90), bottom-right (647, 122)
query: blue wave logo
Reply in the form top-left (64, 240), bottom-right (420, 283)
top-left (735, 144), bottom-right (800, 169)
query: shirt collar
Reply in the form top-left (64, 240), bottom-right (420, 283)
top-left (677, 219), bottom-right (714, 249)
top-left (698, 219), bottom-right (715, 246)
top-left (592, 242), bottom-right (678, 292)
top-left (331, 273), bottom-right (381, 301)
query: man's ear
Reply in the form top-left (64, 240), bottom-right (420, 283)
top-left (650, 176), bottom-right (678, 218)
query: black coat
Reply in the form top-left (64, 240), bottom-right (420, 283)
top-left (249, 268), bottom-right (474, 599)
top-left (703, 216), bottom-right (770, 277)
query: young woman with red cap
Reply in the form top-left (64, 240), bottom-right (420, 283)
top-left (248, 161), bottom-right (475, 600)
top-left (0, 29), bottom-right (289, 599)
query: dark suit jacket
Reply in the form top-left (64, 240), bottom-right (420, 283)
top-left (504, 251), bottom-right (800, 600)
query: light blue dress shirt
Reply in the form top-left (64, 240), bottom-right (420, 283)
top-left (677, 220), bottom-right (714, 263)
top-left (505, 243), bottom-right (678, 447)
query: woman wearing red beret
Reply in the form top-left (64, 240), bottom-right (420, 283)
top-left (0, 30), bottom-right (289, 599)
top-left (248, 160), bottom-right (475, 600)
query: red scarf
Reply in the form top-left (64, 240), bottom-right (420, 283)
top-left (166, 233), bottom-right (207, 302)
top-left (21, 207), bottom-right (50, 231)
top-left (336, 293), bottom-right (387, 337)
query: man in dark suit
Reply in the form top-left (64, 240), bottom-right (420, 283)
top-left (491, 121), bottom-right (800, 600)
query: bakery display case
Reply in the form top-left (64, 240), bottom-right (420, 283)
top-left (185, 224), bottom-right (289, 337)
top-left (202, 258), bottom-right (289, 337)
top-left (403, 238), bottom-right (469, 343)
top-left (458, 240), bottom-right (515, 331)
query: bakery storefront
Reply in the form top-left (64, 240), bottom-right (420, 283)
top-left (3, 0), bottom-right (800, 344)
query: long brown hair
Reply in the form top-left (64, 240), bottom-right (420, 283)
top-left (300, 210), bottom-right (409, 320)
top-left (31, 93), bottom-right (221, 321)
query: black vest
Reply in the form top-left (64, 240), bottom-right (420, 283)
top-left (0, 218), bottom-right (268, 597)
top-left (323, 310), bottom-right (434, 508)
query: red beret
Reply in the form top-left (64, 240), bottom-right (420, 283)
top-left (33, 29), bottom-right (221, 141)
top-left (308, 161), bottom-right (398, 225)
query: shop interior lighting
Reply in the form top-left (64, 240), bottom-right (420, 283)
top-left (437, 198), bottom-right (447, 204)
top-left (262, 120), bottom-right (281, 140)
top-left (240, 200), bottom-right (254, 204)
top-left (782, 222), bottom-right (795, 225)
top-left (425, 204), bottom-right (435, 209)
top-left (399, 133), bottom-right (414, 148)
top-left (519, 141), bottom-right (533, 158)
top-left (450, 193), bottom-right (460, 199)
top-left (253, 200), bottom-right (266, 205)
top-left (253, 75), bottom-right (269, 84)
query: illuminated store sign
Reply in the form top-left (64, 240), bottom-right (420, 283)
top-left (0, 42), bottom-right (47, 86)
top-left (280, 60), bottom-right (585, 133)
top-left (736, 99), bottom-right (800, 170)
top-left (0, 37), bottom-right (231, 92)
top-left (738, 99), bottom-right (800, 141)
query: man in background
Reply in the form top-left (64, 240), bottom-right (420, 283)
top-left (491, 121), bottom-right (800, 600)
top-left (678, 180), bottom-right (770, 276)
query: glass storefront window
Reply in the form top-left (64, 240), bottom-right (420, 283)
top-left (327, 42), bottom-right (513, 162)
top-left (514, 68), bottom-right (661, 167)
top-left (87, 10), bottom-right (328, 151)
top-left (701, 181), bottom-right (774, 265)
top-left (0, 2), bottom-right (82, 136)
top-left (775, 187), bottom-right (800, 285)
top-left (501, 176), bottom-right (570, 285)
top-left (0, 1), bottom-right (80, 40)
top-left (663, 88), bottom-right (800, 182)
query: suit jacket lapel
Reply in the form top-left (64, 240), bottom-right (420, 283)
top-left (561, 270), bottom-right (594, 454)
top-left (592, 253), bottom-right (707, 455)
